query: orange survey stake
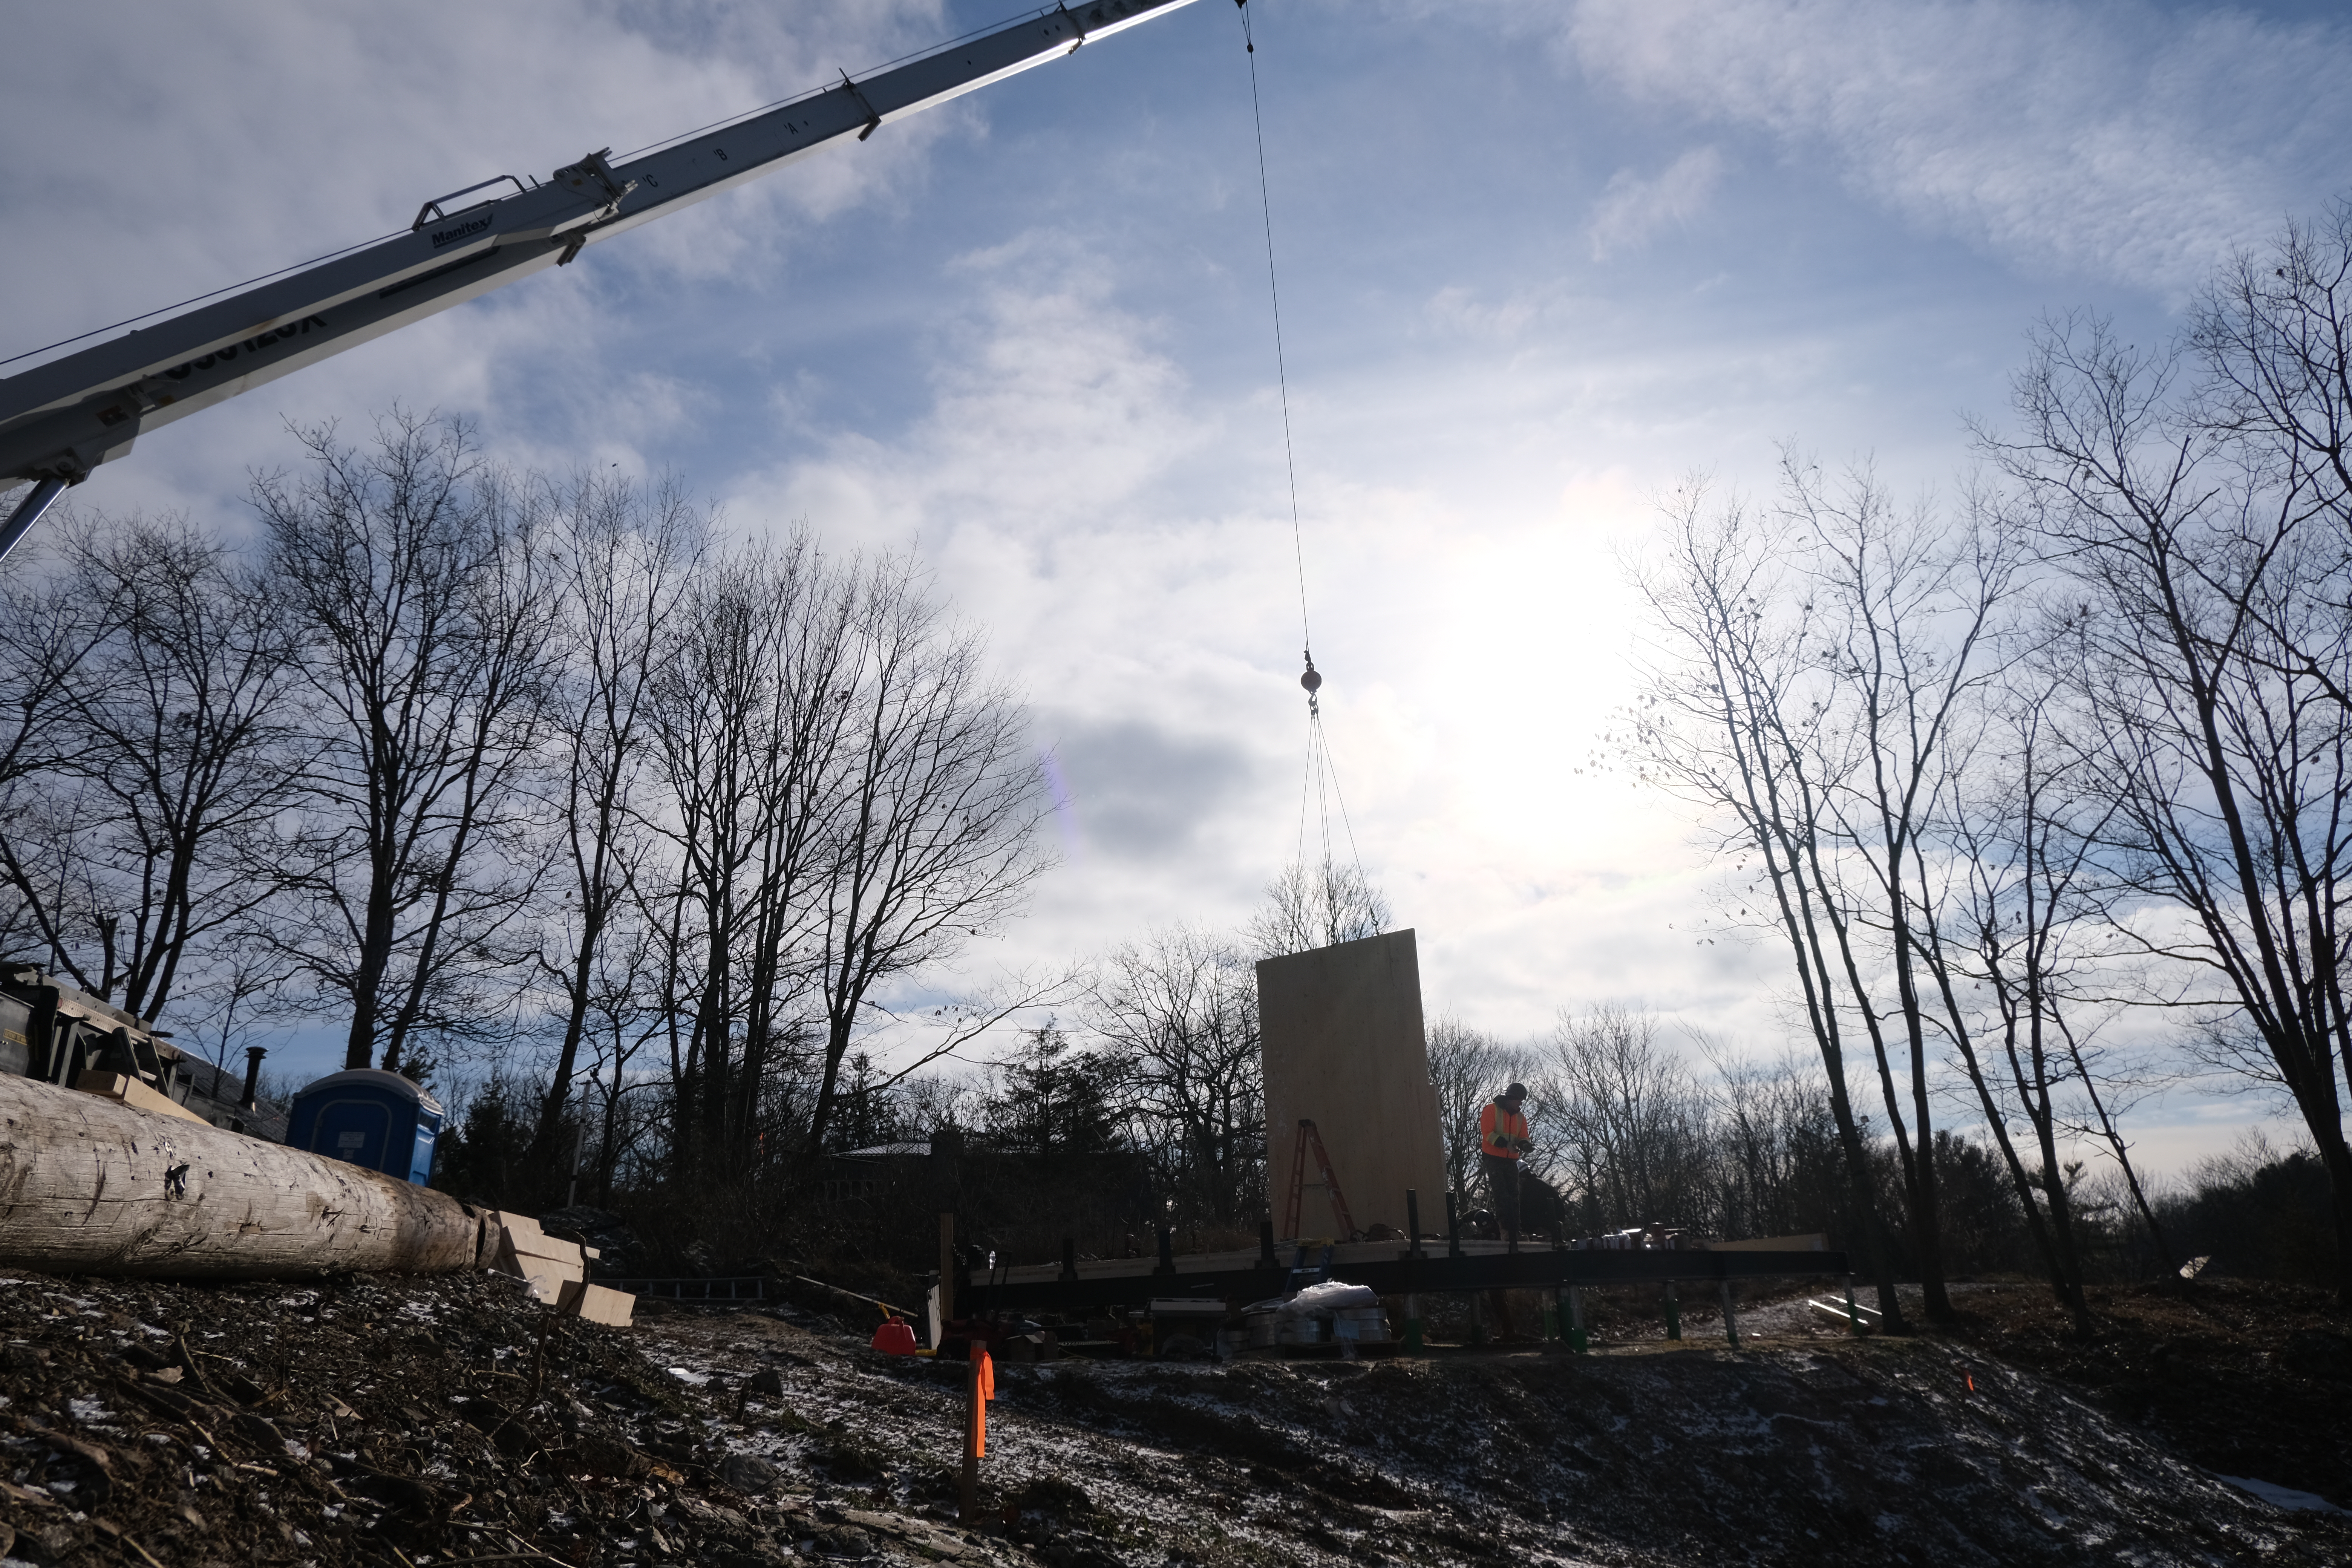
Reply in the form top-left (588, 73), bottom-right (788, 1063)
top-left (975, 1347), bottom-right (996, 1456)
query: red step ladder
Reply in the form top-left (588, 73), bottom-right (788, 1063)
top-left (1282, 1118), bottom-right (1357, 1242)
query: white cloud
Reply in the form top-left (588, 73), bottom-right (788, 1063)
top-left (1590, 147), bottom-right (1725, 260)
top-left (0, 1), bottom-right (951, 364)
top-left (1559, 0), bottom-right (2352, 292)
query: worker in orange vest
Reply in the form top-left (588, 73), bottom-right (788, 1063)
top-left (1478, 1082), bottom-right (1533, 1246)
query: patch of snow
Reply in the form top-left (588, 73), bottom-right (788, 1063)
top-left (2211, 1474), bottom-right (2347, 1514)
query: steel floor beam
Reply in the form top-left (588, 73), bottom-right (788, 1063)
top-left (967, 1248), bottom-right (1849, 1315)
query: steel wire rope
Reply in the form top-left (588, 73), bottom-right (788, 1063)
top-left (1240, 2), bottom-right (1370, 906)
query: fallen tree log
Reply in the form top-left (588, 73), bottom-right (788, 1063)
top-left (0, 1075), bottom-right (483, 1278)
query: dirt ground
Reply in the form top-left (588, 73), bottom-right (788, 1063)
top-left (0, 1265), bottom-right (2346, 1568)
top-left (1936, 1277), bottom-right (2352, 1511)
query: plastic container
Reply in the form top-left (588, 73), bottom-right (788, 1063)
top-left (286, 1069), bottom-right (443, 1185)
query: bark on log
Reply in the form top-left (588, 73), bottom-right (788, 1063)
top-left (0, 1075), bottom-right (482, 1279)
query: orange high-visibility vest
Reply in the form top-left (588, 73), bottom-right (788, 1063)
top-left (1480, 1101), bottom-right (1528, 1159)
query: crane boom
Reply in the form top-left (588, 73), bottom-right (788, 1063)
top-left (0, 0), bottom-right (1202, 551)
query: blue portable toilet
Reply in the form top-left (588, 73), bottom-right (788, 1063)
top-left (287, 1069), bottom-right (443, 1186)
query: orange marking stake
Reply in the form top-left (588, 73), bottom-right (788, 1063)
top-left (977, 1348), bottom-right (996, 1455)
top-left (959, 1345), bottom-right (996, 1522)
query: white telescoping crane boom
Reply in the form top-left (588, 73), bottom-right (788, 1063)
top-left (0, 0), bottom-right (1203, 556)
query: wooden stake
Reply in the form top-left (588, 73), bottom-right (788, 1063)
top-left (957, 1346), bottom-right (992, 1523)
top-left (959, 1351), bottom-right (979, 1522)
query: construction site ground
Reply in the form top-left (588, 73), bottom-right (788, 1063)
top-left (0, 1266), bottom-right (2346, 1568)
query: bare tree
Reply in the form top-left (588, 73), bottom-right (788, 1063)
top-left (1991, 303), bottom-right (2352, 1304)
top-left (1697, 1036), bottom-right (1839, 1241)
top-left (0, 512), bottom-right (299, 1022)
top-left (1245, 859), bottom-right (1392, 957)
top-left (1540, 1007), bottom-right (1709, 1233)
top-left (801, 555), bottom-right (1051, 1159)
top-left (527, 474), bottom-right (704, 1180)
top-left (2193, 200), bottom-right (2352, 582)
top-left (256, 412), bottom-right (560, 1074)
top-left (0, 527), bottom-right (134, 964)
top-left (649, 533), bottom-right (856, 1171)
top-left (1780, 456), bottom-right (2031, 1322)
top-left (1626, 482), bottom-right (1912, 1326)
top-left (1916, 664), bottom-right (2111, 1331)
top-left (1088, 923), bottom-right (1264, 1223)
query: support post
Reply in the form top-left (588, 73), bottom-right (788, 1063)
top-left (1403, 1188), bottom-right (1424, 1353)
top-left (959, 1351), bottom-right (981, 1522)
top-left (1844, 1273), bottom-right (1863, 1336)
top-left (1720, 1280), bottom-right (1740, 1349)
top-left (1445, 1191), bottom-right (1462, 1257)
top-left (1504, 1162), bottom-right (1519, 1254)
top-left (1060, 1238), bottom-right (1078, 1283)
top-left (1567, 1285), bottom-right (1587, 1354)
top-left (1155, 1225), bottom-right (1176, 1275)
top-left (1258, 1217), bottom-right (1277, 1269)
top-left (1663, 1280), bottom-right (1681, 1342)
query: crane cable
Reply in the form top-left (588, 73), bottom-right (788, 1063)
top-left (1236, 1), bottom-right (1366, 884)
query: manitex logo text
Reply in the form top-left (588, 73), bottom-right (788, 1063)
top-left (157, 316), bottom-right (331, 383)
top-left (430, 213), bottom-right (495, 249)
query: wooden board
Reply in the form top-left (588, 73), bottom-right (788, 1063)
top-left (1256, 929), bottom-right (1448, 1239)
top-left (489, 1228), bottom-right (581, 1301)
top-left (479, 1209), bottom-right (587, 1303)
top-left (75, 1070), bottom-right (209, 1127)
top-left (512, 1233), bottom-right (585, 1266)
top-left (557, 1278), bottom-right (635, 1327)
top-left (484, 1210), bottom-right (548, 1254)
top-left (0, 1075), bottom-right (480, 1278)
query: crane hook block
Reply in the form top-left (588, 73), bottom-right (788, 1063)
top-left (1300, 661), bottom-right (1322, 695)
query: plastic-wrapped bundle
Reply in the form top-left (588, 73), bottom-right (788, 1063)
top-left (1279, 1281), bottom-right (1379, 1317)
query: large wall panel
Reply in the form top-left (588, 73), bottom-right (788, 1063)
top-left (1257, 929), bottom-right (1447, 1240)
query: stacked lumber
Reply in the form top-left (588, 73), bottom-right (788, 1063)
top-left (482, 1210), bottom-right (633, 1326)
top-left (74, 1069), bottom-right (209, 1126)
top-left (484, 1210), bottom-right (582, 1297)
top-left (0, 1075), bottom-right (480, 1278)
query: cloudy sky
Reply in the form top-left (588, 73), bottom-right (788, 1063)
top-left (5, 0), bottom-right (2347, 1168)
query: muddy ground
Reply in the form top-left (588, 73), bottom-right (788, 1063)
top-left (0, 1266), bottom-right (2345, 1568)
